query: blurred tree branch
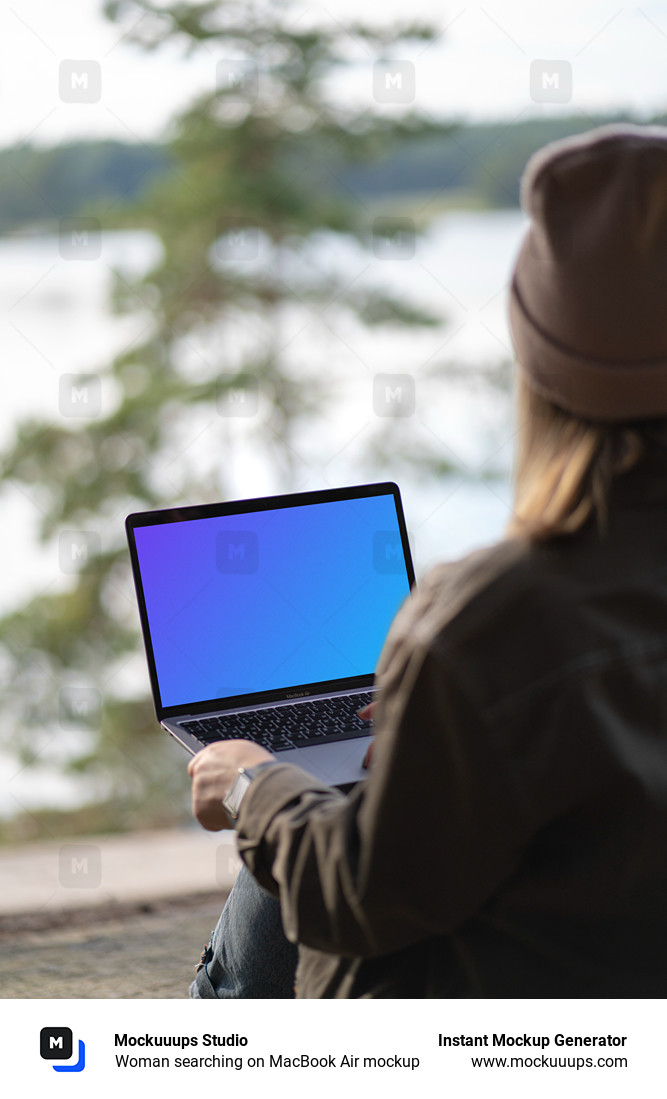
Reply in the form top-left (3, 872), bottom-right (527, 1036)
top-left (0, 0), bottom-right (501, 834)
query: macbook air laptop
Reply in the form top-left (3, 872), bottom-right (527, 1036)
top-left (126, 482), bottom-right (414, 786)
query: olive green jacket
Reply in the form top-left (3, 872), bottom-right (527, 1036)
top-left (238, 451), bottom-right (667, 997)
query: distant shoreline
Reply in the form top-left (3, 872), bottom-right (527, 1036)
top-left (0, 110), bottom-right (658, 233)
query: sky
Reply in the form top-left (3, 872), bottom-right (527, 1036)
top-left (0, 0), bottom-right (666, 148)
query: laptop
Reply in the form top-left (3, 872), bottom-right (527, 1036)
top-left (126, 482), bottom-right (414, 786)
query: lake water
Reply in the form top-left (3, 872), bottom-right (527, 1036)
top-left (0, 208), bottom-right (527, 815)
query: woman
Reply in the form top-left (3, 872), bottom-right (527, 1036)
top-left (189, 123), bottom-right (667, 997)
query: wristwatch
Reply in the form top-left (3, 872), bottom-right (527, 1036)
top-left (222, 761), bottom-right (277, 820)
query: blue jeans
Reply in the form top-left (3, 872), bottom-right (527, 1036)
top-left (189, 865), bottom-right (299, 998)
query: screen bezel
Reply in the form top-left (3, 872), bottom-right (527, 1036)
top-left (125, 481), bottom-right (415, 719)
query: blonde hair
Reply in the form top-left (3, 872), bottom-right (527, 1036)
top-left (507, 372), bottom-right (652, 543)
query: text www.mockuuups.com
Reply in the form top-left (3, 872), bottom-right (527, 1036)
top-left (470, 1054), bottom-right (628, 1070)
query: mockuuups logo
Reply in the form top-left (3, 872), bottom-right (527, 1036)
top-left (40, 1027), bottom-right (86, 1072)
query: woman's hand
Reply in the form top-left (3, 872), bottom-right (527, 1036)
top-left (188, 740), bottom-right (275, 830)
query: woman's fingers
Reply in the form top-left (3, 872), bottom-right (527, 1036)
top-left (358, 701), bottom-right (377, 769)
top-left (363, 739), bottom-right (375, 770)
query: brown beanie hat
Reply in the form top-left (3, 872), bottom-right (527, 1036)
top-left (508, 123), bottom-right (667, 421)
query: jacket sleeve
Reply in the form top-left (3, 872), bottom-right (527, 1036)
top-left (237, 562), bottom-right (533, 958)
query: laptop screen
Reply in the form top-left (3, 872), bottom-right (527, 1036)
top-left (130, 489), bottom-right (413, 711)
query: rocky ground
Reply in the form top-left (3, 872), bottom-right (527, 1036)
top-left (0, 892), bottom-right (228, 998)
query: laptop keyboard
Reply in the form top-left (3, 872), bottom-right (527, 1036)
top-left (180, 691), bottom-right (374, 752)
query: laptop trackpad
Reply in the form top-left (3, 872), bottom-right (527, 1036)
top-left (274, 736), bottom-right (370, 787)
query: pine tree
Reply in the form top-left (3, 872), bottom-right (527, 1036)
top-left (0, 0), bottom-right (456, 836)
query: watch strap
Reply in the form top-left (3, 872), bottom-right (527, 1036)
top-left (222, 760), bottom-right (277, 820)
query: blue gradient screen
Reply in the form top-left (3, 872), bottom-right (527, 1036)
top-left (133, 493), bottom-right (411, 708)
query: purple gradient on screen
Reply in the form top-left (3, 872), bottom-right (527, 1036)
top-left (133, 494), bottom-right (410, 708)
